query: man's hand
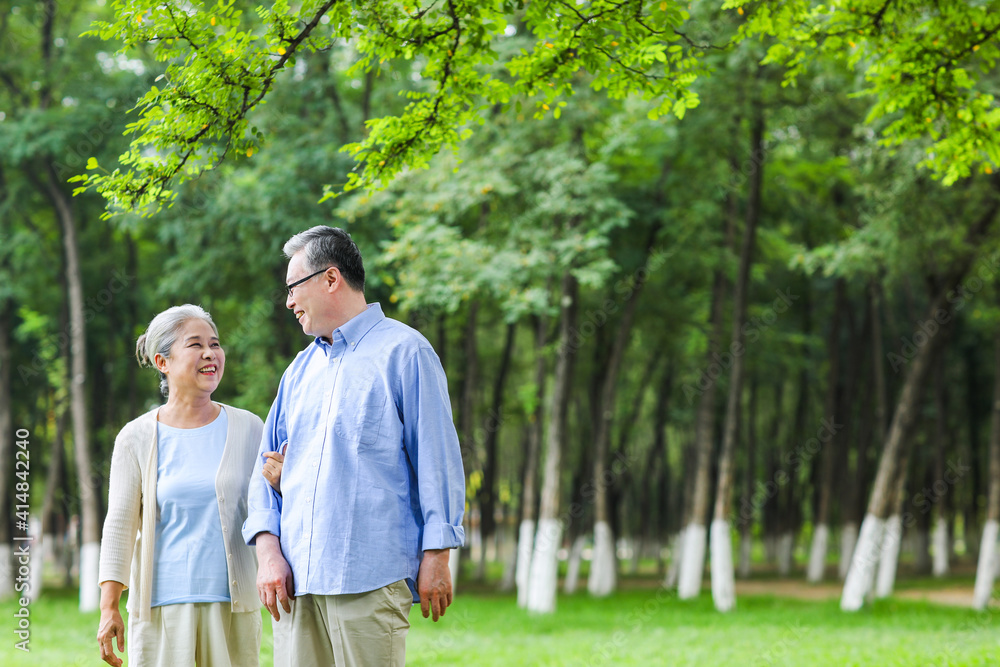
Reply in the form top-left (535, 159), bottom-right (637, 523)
top-left (417, 548), bottom-right (453, 622)
top-left (262, 451), bottom-right (285, 494)
top-left (255, 532), bottom-right (295, 622)
top-left (97, 582), bottom-right (126, 666)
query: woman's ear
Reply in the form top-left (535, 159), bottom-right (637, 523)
top-left (153, 353), bottom-right (169, 374)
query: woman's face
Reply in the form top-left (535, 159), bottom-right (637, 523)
top-left (155, 318), bottom-right (225, 399)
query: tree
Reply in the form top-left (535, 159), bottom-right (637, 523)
top-left (73, 0), bottom-right (706, 215)
top-left (973, 319), bottom-right (1000, 609)
top-left (731, 0), bottom-right (1000, 184)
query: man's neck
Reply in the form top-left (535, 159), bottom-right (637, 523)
top-left (321, 296), bottom-right (369, 342)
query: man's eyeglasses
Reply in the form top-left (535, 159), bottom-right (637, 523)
top-left (285, 267), bottom-right (333, 297)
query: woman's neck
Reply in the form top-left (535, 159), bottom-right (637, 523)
top-left (157, 394), bottom-right (220, 428)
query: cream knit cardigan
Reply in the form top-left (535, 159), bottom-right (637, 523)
top-left (98, 403), bottom-right (263, 621)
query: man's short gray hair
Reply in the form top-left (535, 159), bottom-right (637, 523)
top-left (135, 304), bottom-right (218, 397)
top-left (283, 226), bottom-right (365, 292)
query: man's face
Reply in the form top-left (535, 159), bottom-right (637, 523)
top-left (285, 252), bottom-right (329, 338)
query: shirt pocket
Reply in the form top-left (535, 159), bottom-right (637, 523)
top-left (335, 371), bottom-right (387, 446)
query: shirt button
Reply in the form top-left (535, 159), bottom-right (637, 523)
top-left (219, 496), bottom-right (225, 502)
top-left (306, 497), bottom-right (312, 503)
top-left (222, 526), bottom-right (227, 532)
top-left (231, 580), bottom-right (237, 586)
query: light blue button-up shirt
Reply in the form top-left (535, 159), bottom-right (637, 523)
top-left (242, 303), bottom-right (465, 600)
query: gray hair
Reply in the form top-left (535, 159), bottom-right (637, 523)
top-left (283, 226), bottom-right (365, 292)
top-left (135, 304), bottom-right (218, 397)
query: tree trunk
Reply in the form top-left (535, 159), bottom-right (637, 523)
top-left (563, 534), bottom-right (587, 595)
top-left (738, 376), bottom-right (758, 579)
top-left (808, 280), bottom-right (846, 583)
top-left (842, 186), bottom-right (1000, 609)
top-left (477, 322), bottom-right (516, 582)
top-left (710, 103), bottom-right (764, 611)
top-left (588, 227), bottom-right (661, 598)
top-left (45, 166), bottom-right (101, 611)
top-left (639, 364), bottom-right (671, 577)
top-left (458, 302), bottom-right (479, 581)
top-left (527, 272), bottom-right (579, 614)
top-left (870, 280), bottom-right (889, 441)
top-left (678, 267), bottom-right (727, 599)
top-left (839, 292), bottom-right (871, 579)
top-left (875, 446), bottom-right (911, 599)
top-left (516, 315), bottom-right (548, 608)
top-left (0, 299), bottom-right (12, 599)
top-left (932, 353), bottom-right (952, 578)
top-left (761, 381), bottom-right (785, 566)
top-left (974, 326), bottom-right (1000, 609)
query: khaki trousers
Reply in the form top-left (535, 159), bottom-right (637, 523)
top-left (128, 602), bottom-right (261, 666)
top-left (273, 579), bottom-right (412, 667)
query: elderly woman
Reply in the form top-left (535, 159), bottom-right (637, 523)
top-left (97, 305), bottom-right (263, 667)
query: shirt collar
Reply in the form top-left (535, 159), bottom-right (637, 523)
top-left (314, 303), bottom-right (385, 350)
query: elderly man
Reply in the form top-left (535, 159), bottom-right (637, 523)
top-left (242, 226), bottom-right (466, 666)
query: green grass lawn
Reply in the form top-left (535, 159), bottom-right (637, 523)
top-left (2, 583), bottom-right (998, 666)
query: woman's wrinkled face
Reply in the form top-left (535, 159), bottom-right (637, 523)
top-left (155, 318), bottom-right (225, 399)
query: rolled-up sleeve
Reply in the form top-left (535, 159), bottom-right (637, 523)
top-left (400, 345), bottom-right (466, 551)
top-left (99, 433), bottom-right (142, 587)
top-left (242, 390), bottom-right (286, 546)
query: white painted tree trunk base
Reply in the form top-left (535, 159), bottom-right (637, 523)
top-left (678, 523), bottom-right (706, 600)
top-left (764, 535), bottom-right (777, 564)
top-left (913, 529), bottom-right (931, 574)
top-left (972, 519), bottom-right (999, 610)
top-left (629, 537), bottom-right (641, 575)
top-left (587, 521), bottom-right (616, 597)
top-left (564, 535), bottom-right (586, 595)
top-left (499, 527), bottom-right (518, 592)
top-left (526, 518), bottom-right (562, 614)
top-left (875, 514), bottom-right (902, 599)
top-left (449, 546), bottom-right (460, 595)
top-left (839, 522), bottom-right (858, 580)
top-left (79, 542), bottom-right (101, 612)
top-left (932, 516), bottom-right (950, 577)
top-left (807, 524), bottom-right (829, 583)
top-left (841, 514), bottom-right (885, 611)
top-left (0, 544), bottom-right (12, 600)
top-left (27, 518), bottom-right (43, 601)
top-left (664, 531), bottom-right (682, 589)
top-left (710, 520), bottom-right (735, 612)
top-left (776, 533), bottom-right (794, 577)
top-left (738, 532), bottom-right (752, 579)
top-left (515, 519), bottom-right (535, 608)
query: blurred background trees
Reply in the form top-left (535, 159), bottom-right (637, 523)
top-left (3, 0), bottom-right (1000, 614)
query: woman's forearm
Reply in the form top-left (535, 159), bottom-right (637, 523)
top-left (99, 581), bottom-right (125, 610)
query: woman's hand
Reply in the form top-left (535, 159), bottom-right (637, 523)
top-left (262, 451), bottom-right (285, 494)
top-left (97, 581), bottom-right (126, 666)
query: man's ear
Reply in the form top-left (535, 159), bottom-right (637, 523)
top-left (325, 267), bottom-right (341, 292)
